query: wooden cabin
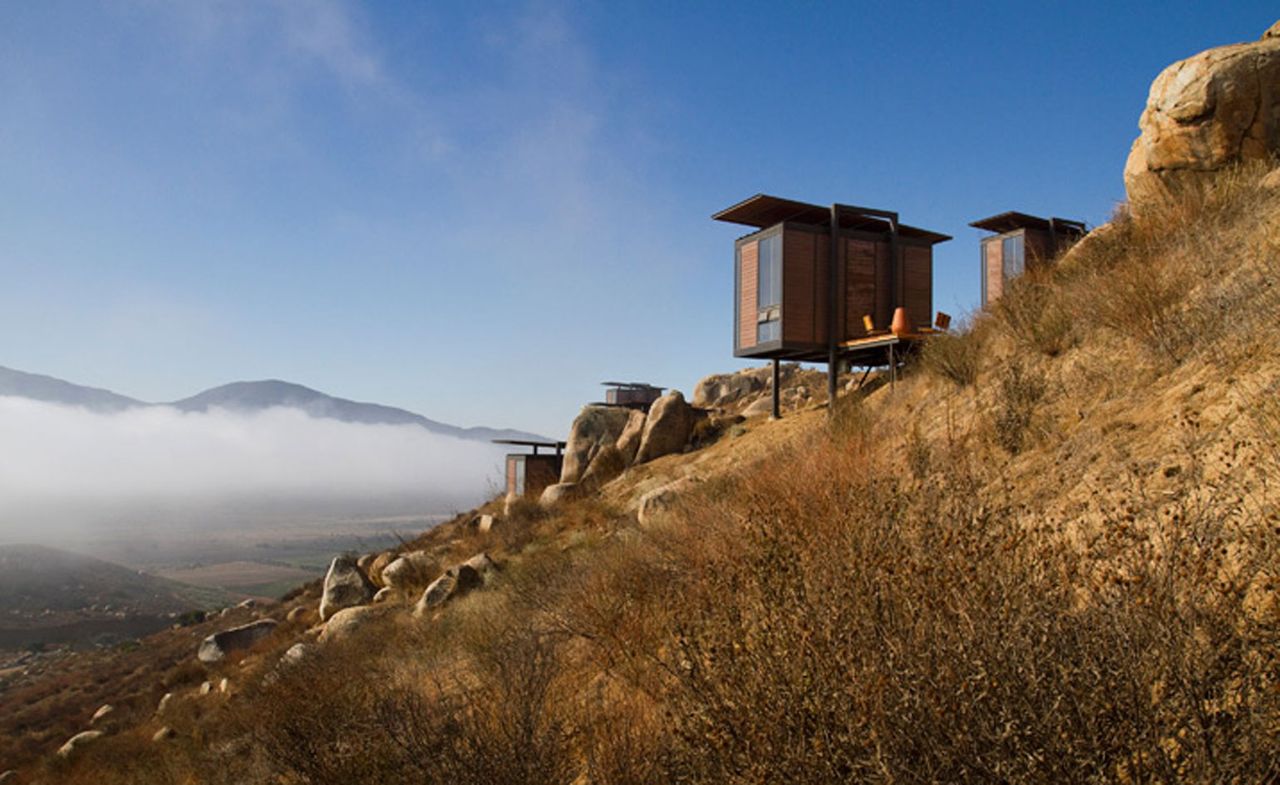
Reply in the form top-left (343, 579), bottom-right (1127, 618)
top-left (494, 439), bottom-right (565, 500)
top-left (971, 212), bottom-right (1086, 307)
top-left (714, 195), bottom-right (951, 365)
top-left (601, 382), bottom-right (664, 410)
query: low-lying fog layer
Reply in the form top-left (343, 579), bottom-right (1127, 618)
top-left (0, 396), bottom-right (505, 542)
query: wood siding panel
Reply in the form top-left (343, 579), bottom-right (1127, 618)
top-left (984, 238), bottom-right (1003, 305)
top-left (814, 234), bottom-right (830, 346)
top-left (903, 245), bottom-right (932, 330)
top-left (783, 229), bottom-right (817, 344)
top-left (525, 456), bottom-right (561, 496)
top-left (506, 457), bottom-right (518, 496)
top-left (1024, 228), bottom-right (1053, 267)
top-left (874, 240), bottom-right (892, 329)
top-left (739, 241), bottom-right (758, 350)
top-left (845, 239), bottom-right (876, 339)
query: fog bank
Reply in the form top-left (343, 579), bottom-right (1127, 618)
top-left (0, 396), bottom-right (505, 540)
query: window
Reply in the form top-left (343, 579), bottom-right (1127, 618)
top-left (757, 233), bottom-right (781, 309)
top-left (513, 456), bottom-right (526, 495)
top-left (756, 233), bottom-right (781, 342)
top-left (1002, 235), bottom-right (1025, 282)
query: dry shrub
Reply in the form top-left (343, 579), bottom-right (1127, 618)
top-left (994, 267), bottom-right (1079, 357)
top-left (654, 434), bottom-right (1280, 784)
top-left (920, 328), bottom-right (983, 387)
top-left (992, 359), bottom-right (1046, 454)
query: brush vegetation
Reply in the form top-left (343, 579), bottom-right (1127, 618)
top-left (22, 164), bottom-right (1280, 784)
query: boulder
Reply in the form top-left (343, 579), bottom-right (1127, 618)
top-left (635, 391), bottom-right (696, 464)
top-left (90, 703), bottom-right (115, 725)
top-left (280, 642), bottom-right (316, 667)
top-left (155, 692), bottom-right (173, 717)
top-left (218, 677), bottom-right (230, 694)
top-left (199, 681), bottom-right (213, 695)
top-left (637, 478), bottom-right (698, 526)
top-left (286, 606), bottom-right (308, 624)
top-left (742, 396), bottom-right (774, 418)
top-left (368, 551), bottom-right (398, 587)
top-left (539, 482), bottom-right (579, 507)
top-left (462, 552), bottom-right (497, 576)
top-left (197, 619), bottom-right (279, 663)
top-left (414, 564), bottom-right (483, 615)
top-left (373, 586), bottom-right (393, 603)
top-left (1261, 166), bottom-right (1280, 189)
top-left (57, 730), bottom-right (104, 759)
top-left (560, 405), bottom-right (634, 483)
top-left (581, 443), bottom-right (627, 487)
top-left (357, 553), bottom-right (376, 573)
top-left (614, 409), bottom-right (648, 465)
top-left (319, 555), bottom-right (376, 622)
top-left (0, 770), bottom-right (16, 783)
top-left (319, 605), bottom-right (388, 644)
top-left (380, 551), bottom-right (436, 591)
top-left (1124, 24), bottom-right (1280, 208)
top-left (469, 513), bottom-right (497, 533)
top-left (153, 726), bottom-right (177, 743)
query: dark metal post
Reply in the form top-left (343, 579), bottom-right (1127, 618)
top-left (827, 205), bottom-right (840, 413)
top-left (771, 359), bottom-right (781, 419)
top-left (889, 343), bottom-right (897, 392)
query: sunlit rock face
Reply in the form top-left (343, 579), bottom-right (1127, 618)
top-left (1124, 22), bottom-right (1280, 208)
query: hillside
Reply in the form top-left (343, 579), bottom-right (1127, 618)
top-left (0, 367), bottom-right (546, 443)
top-left (3, 161), bottom-right (1277, 784)
top-left (0, 545), bottom-right (229, 650)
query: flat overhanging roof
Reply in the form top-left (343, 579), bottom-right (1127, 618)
top-left (712, 194), bottom-right (951, 244)
top-left (971, 211), bottom-right (1087, 234)
top-left (492, 439), bottom-right (567, 449)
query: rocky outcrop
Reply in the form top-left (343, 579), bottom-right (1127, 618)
top-left (197, 619), bottom-right (279, 663)
top-left (1125, 23), bottom-right (1280, 207)
top-left (614, 409), bottom-right (647, 465)
top-left (281, 642), bottom-right (316, 667)
top-left (381, 551), bottom-right (436, 591)
top-left (414, 564), bottom-right (483, 615)
top-left (319, 555), bottom-right (376, 621)
top-left (581, 443), bottom-right (627, 487)
top-left (635, 391), bottom-right (696, 464)
top-left (694, 369), bottom-right (768, 408)
top-left (58, 730), bottom-right (104, 758)
top-left (560, 405), bottom-right (633, 484)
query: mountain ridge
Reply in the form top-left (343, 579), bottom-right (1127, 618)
top-left (0, 365), bottom-right (546, 443)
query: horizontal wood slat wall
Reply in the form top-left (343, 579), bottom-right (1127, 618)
top-left (783, 229), bottom-right (817, 344)
top-left (903, 245), bottom-right (932, 329)
top-left (846, 239), bottom-right (876, 338)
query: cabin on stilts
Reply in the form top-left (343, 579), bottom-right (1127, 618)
top-left (971, 212), bottom-right (1085, 307)
top-left (494, 439), bottom-right (566, 501)
top-left (713, 194), bottom-right (951, 417)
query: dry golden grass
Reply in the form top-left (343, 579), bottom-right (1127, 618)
top-left (22, 163), bottom-right (1280, 785)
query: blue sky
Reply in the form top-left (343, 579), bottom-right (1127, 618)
top-left (1, 2), bottom-right (1274, 438)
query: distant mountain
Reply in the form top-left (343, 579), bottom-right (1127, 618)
top-left (0, 365), bottom-right (143, 412)
top-left (0, 365), bottom-right (546, 442)
top-left (171, 379), bottom-right (544, 442)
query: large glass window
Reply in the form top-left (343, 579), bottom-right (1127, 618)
top-left (513, 456), bottom-right (526, 495)
top-left (1002, 235), bottom-right (1025, 282)
top-left (756, 233), bottom-right (781, 343)
top-left (757, 233), bottom-right (782, 309)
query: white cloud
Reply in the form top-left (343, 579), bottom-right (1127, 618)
top-left (0, 397), bottom-right (504, 538)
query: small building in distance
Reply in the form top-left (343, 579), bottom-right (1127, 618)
top-left (971, 212), bottom-right (1086, 307)
top-left (494, 439), bottom-right (566, 502)
top-left (600, 382), bottom-right (665, 410)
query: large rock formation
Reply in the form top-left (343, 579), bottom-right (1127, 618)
top-left (614, 409), bottom-right (647, 465)
top-left (319, 555), bottom-right (376, 621)
top-left (635, 391), bottom-right (696, 464)
top-left (560, 405), bottom-right (633, 484)
top-left (1125, 22), bottom-right (1280, 207)
top-left (197, 619), bottom-right (279, 663)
